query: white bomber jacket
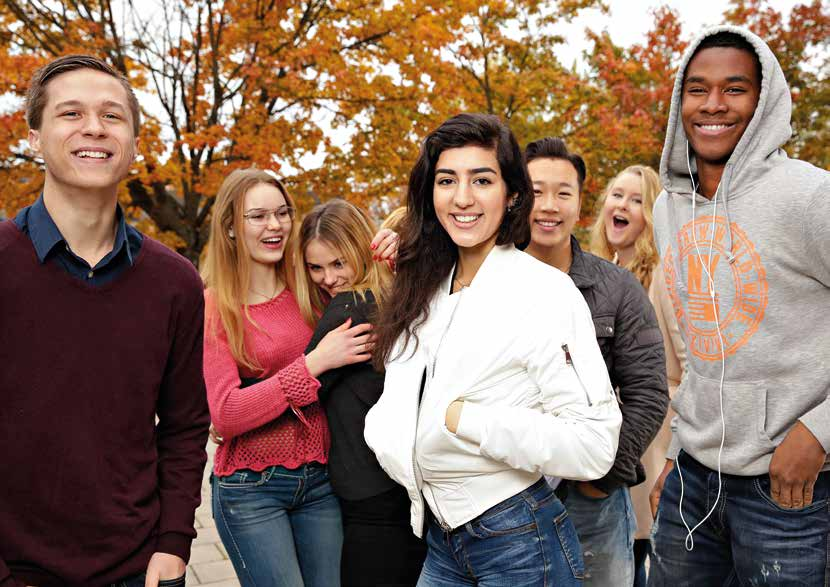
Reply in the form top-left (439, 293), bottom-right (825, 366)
top-left (365, 245), bottom-right (622, 537)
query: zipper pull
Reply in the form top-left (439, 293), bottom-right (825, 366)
top-left (562, 344), bottom-right (573, 365)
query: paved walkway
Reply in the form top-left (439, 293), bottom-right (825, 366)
top-left (186, 443), bottom-right (241, 586)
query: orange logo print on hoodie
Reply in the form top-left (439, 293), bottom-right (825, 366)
top-left (664, 216), bottom-right (769, 361)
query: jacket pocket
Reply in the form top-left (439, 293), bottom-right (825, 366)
top-left (593, 315), bottom-right (615, 365)
top-left (458, 366), bottom-right (528, 403)
top-left (673, 371), bottom-right (770, 465)
top-left (759, 386), bottom-right (824, 447)
top-left (561, 343), bottom-right (592, 406)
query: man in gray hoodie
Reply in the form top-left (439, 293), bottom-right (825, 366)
top-left (648, 26), bottom-right (830, 585)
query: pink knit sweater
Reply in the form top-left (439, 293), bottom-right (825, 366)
top-left (203, 288), bottom-right (328, 476)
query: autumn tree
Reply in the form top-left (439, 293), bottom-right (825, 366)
top-left (0, 0), bottom-right (825, 262)
top-left (305, 0), bottom-right (606, 218)
top-left (725, 0), bottom-right (829, 169)
top-left (0, 0), bottom-right (465, 262)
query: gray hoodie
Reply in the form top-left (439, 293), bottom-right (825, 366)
top-left (653, 25), bottom-right (830, 476)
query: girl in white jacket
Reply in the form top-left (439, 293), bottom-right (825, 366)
top-left (365, 113), bottom-right (622, 586)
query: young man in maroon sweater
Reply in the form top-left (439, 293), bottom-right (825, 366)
top-left (0, 56), bottom-right (210, 587)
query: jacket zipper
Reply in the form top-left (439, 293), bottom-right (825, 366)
top-left (430, 288), bottom-right (465, 379)
top-left (410, 382), bottom-right (427, 534)
top-left (417, 287), bottom-right (464, 532)
top-left (411, 372), bottom-right (452, 533)
top-left (562, 344), bottom-right (592, 406)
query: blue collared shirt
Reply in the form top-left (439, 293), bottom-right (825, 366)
top-left (14, 196), bottom-right (143, 286)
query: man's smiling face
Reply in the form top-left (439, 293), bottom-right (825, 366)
top-left (28, 68), bottom-right (138, 194)
top-left (681, 46), bottom-right (761, 167)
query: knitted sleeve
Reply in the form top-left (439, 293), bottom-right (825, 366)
top-left (203, 295), bottom-right (321, 439)
top-left (154, 270), bottom-right (211, 563)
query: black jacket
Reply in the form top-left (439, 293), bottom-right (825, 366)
top-left (304, 290), bottom-right (398, 501)
top-left (568, 237), bottom-right (668, 494)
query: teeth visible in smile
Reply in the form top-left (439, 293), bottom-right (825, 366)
top-left (453, 215), bottom-right (479, 223)
top-left (262, 237), bottom-right (282, 243)
top-left (536, 220), bottom-right (561, 227)
top-left (76, 150), bottom-right (110, 159)
top-left (699, 124), bottom-right (731, 130)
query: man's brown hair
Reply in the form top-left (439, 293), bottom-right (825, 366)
top-left (25, 54), bottom-right (141, 136)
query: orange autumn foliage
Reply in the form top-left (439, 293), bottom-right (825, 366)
top-left (0, 0), bottom-right (825, 263)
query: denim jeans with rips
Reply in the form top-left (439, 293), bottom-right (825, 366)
top-left (649, 450), bottom-right (830, 586)
top-left (564, 484), bottom-right (637, 586)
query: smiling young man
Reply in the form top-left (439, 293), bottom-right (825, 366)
top-left (523, 137), bottom-right (668, 586)
top-left (648, 28), bottom-right (830, 585)
top-left (0, 56), bottom-right (209, 587)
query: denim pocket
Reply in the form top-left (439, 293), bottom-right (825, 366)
top-left (158, 574), bottom-right (186, 587)
top-left (753, 475), bottom-right (829, 514)
top-left (474, 496), bottom-right (537, 537)
top-left (554, 510), bottom-right (585, 580)
top-left (571, 481), bottom-right (611, 502)
top-left (217, 468), bottom-right (268, 489)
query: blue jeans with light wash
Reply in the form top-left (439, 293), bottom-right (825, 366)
top-left (417, 477), bottom-right (584, 586)
top-left (648, 450), bottom-right (830, 586)
top-left (212, 462), bottom-right (343, 587)
top-left (563, 484), bottom-right (636, 586)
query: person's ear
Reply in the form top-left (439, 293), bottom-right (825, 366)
top-left (28, 129), bottom-right (41, 155)
top-left (228, 227), bottom-right (235, 240)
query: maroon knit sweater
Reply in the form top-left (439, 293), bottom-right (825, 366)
top-left (0, 221), bottom-right (210, 587)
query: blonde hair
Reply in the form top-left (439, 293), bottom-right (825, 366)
top-left (201, 168), bottom-right (307, 371)
top-left (298, 199), bottom-right (391, 324)
top-left (589, 165), bottom-right (661, 289)
top-left (380, 206), bottom-right (407, 234)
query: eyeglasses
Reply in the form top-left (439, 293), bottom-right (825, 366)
top-left (243, 206), bottom-right (295, 226)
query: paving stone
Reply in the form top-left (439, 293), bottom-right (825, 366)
top-left (191, 559), bottom-right (238, 584)
top-left (189, 434), bottom-right (239, 586)
top-left (195, 512), bottom-right (215, 529)
top-left (192, 526), bottom-right (222, 546)
top-left (189, 543), bottom-right (225, 564)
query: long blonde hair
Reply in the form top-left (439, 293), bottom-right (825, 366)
top-left (380, 206), bottom-right (407, 233)
top-left (298, 199), bottom-right (391, 325)
top-left (201, 168), bottom-right (305, 371)
top-left (590, 165), bottom-right (660, 289)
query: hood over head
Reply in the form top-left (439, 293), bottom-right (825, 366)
top-left (659, 25), bottom-right (792, 197)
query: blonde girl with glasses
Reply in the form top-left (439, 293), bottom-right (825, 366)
top-left (201, 168), bottom-right (373, 587)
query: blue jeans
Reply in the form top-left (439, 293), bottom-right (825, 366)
top-left (417, 478), bottom-right (584, 586)
top-left (212, 462), bottom-right (343, 587)
top-left (649, 451), bottom-right (830, 586)
top-left (564, 484), bottom-right (636, 586)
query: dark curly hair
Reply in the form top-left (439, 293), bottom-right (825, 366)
top-left (373, 113), bottom-right (533, 367)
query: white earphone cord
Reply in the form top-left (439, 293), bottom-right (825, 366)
top-left (677, 142), bottom-right (728, 551)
